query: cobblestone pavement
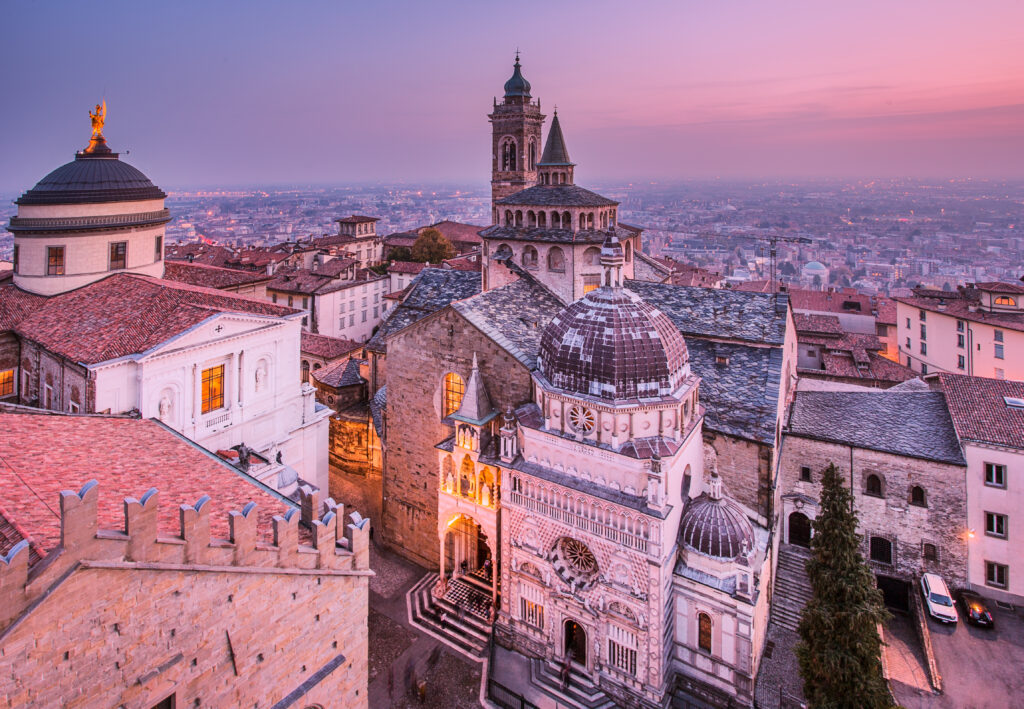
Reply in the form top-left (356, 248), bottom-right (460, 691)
top-left (753, 621), bottom-right (805, 709)
top-left (883, 611), bottom-right (933, 706)
top-left (366, 541), bottom-right (484, 708)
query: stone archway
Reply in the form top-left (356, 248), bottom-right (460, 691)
top-left (440, 514), bottom-right (497, 621)
top-left (789, 511), bottom-right (812, 547)
top-left (564, 619), bottom-right (587, 665)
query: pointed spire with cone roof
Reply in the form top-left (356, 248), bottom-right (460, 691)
top-left (538, 111), bottom-right (573, 166)
top-left (452, 353), bottom-right (497, 424)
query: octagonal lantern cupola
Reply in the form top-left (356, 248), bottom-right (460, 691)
top-left (452, 353), bottom-right (498, 453)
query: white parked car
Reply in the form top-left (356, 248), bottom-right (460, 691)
top-left (921, 573), bottom-right (958, 624)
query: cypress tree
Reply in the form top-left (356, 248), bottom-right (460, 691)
top-left (796, 462), bottom-right (892, 709)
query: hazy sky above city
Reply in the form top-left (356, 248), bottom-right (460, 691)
top-left (3, 1), bottom-right (1024, 192)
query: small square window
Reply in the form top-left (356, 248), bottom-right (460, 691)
top-left (986, 562), bottom-right (1008, 589)
top-left (995, 344), bottom-right (1004, 360)
top-left (957, 355), bottom-right (965, 370)
top-left (800, 466), bottom-right (812, 482)
top-left (985, 463), bottom-right (1006, 488)
top-left (985, 512), bottom-right (1008, 539)
top-left (919, 310), bottom-right (927, 321)
top-left (920, 324), bottom-right (927, 340)
top-left (995, 329), bottom-right (1004, 343)
top-left (920, 342), bottom-right (927, 355)
top-left (957, 320), bottom-right (964, 332)
top-left (922, 543), bottom-right (937, 561)
top-left (957, 334), bottom-right (964, 348)
top-left (47, 246), bottom-right (65, 276)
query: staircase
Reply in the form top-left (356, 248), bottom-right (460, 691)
top-left (771, 544), bottom-right (813, 632)
top-left (529, 658), bottom-right (616, 709)
top-left (407, 572), bottom-right (493, 659)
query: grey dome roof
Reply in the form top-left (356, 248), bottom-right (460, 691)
top-left (538, 287), bottom-right (689, 401)
top-left (17, 142), bottom-right (165, 206)
top-left (503, 56), bottom-right (532, 98)
top-left (679, 488), bottom-right (754, 560)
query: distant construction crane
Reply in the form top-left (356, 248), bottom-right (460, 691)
top-left (635, 226), bottom-right (812, 293)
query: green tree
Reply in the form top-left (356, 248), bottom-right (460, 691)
top-left (797, 463), bottom-right (891, 709)
top-left (410, 228), bottom-right (455, 263)
top-left (387, 245), bottom-right (412, 262)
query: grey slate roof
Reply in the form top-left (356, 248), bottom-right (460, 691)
top-left (365, 268), bottom-right (481, 351)
top-left (688, 340), bottom-right (782, 444)
top-left (625, 280), bottom-right (788, 346)
top-left (480, 224), bottom-right (633, 245)
top-left (538, 113), bottom-right (573, 165)
top-left (786, 391), bottom-right (966, 465)
top-left (451, 273), bottom-right (563, 369)
top-left (370, 386), bottom-right (387, 440)
top-left (494, 184), bottom-right (617, 208)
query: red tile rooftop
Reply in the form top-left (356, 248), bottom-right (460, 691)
top-left (162, 261), bottom-right (273, 290)
top-left (3, 273), bottom-right (297, 364)
top-left (0, 412), bottom-right (301, 566)
top-left (937, 373), bottom-right (1024, 449)
top-left (388, 260), bottom-right (430, 274)
top-left (301, 332), bottom-right (360, 360)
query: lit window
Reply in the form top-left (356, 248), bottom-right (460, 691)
top-left (697, 613), bottom-right (712, 653)
top-left (47, 246), bottom-right (65, 276)
top-left (109, 241), bottom-right (127, 270)
top-left (985, 512), bottom-right (1007, 539)
top-left (443, 372), bottom-right (465, 417)
top-left (994, 296), bottom-right (1016, 307)
top-left (0, 369), bottom-right (14, 397)
top-left (201, 365), bottom-right (225, 414)
top-left (583, 275), bottom-right (600, 294)
top-left (986, 562), bottom-right (1008, 589)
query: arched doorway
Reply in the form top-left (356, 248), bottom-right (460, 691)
top-left (789, 512), bottom-right (812, 547)
top-left (441, 515), bottom-right (496, 621)
top-left (563, 619), bottom-right (587, 665)
top-left (444, 515), bottom-right (489, 578)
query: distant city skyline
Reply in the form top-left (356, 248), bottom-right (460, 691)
top-left (3, 1), bottom-right (1024, 193)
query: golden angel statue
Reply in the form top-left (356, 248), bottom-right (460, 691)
top-left (89, 100), bottom-right (106, 138)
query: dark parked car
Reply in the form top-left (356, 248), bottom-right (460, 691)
top-left (955, 590), bottom-right (995, 628)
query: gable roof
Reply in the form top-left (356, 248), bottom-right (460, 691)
top-left (937, 373), bottom-right (1024, 450)
top-left (162, 261), bottom-right (273, 290)
top-left (301, 332), bottom-right (360, 361)
top-left (7, 273), bottom-right (296, 365)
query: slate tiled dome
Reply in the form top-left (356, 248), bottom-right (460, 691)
top-left (679, 485), bottom-right (755, 560)
top-left (538, 287), bottom-right (689, 401)
top-left (17, 146), bottom-right (166, 206)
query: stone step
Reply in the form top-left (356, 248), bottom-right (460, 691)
top-left (529, 658), bottom-right (616, 709)
top-left (406, 572), bottom-right (490, 660)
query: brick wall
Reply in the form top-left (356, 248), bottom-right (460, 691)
top-left (382, 307), bottom-right (534, 566)
top-left (779, 434), bottom-right (967, 585)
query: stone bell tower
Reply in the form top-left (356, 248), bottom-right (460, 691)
top-left (488, 53), bottom-right (545, 220)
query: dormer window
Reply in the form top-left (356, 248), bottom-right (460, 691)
top-left (994, 296), bottom-right (1016, 307)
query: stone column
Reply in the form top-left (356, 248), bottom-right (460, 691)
top-left (228, 351), bottom-right (238, 412)
top-left (191, 363), bottom-right (200, 428)
top-left (237, 349), bottom-right (245, 408)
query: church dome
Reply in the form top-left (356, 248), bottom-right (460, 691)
top-left (17, 140), bottom-right (166, 206)
top-left (538, 287), bottom-right (689, 401)
top-left (679, 476), bottom-right (754, 560)
top-left (503, 55), bottom-right (532, 98)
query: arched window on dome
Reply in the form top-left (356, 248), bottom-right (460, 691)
top-left (522, 246), bottom-right (539, 269)
top-left (697, 613), bottom-right (712, 653)
top-left (443, 372), bottom-right (465, 418)
top-left (547, 246), bottom-right (566, 272)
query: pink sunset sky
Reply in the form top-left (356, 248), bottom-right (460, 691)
top-left (1, 1), bottom-right (1023, 189)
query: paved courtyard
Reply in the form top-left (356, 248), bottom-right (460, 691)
top-left (365, 542), bottom-right (483, 709)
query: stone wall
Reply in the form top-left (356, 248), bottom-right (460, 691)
top-left (382, 307), bottom-right (534, 567)
top-left (18, 339), bottom-right (90, 412)
top-left (779, 434), bottom-right (967, 586)
top-left (0, 333), bottom-right (19, 400)
top-left (0, 482), bottom-right (371, 709)
top-left (705, 430), bottom-right (772, 522)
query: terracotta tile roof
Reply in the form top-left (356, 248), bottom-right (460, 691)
top-left (9, 273), bottom-right (297, 364)
top-left (384, 233), bottom-right (418, 248)
top-left (975, 281), bottom-right (1024, 294)
top-left (425, 221), bottom-right (485, 246)
top-left (895, 289), bottom-right (1024, 333)
top-left (937, 373), bottom-right (1024, 449)
top-left (301, 332), bottom-right (359, 360)
top-left (443, 254), bottom-right (482, 272)
top-left (162, 261), bottom-right (272, 290)
top-left (0, 286), bottom-right (46, 332)
top-left (312, 257), bottom-right (358, 278)
top-left (335, 215), bottom-right (379, 224)
top-left (225, 248), bottom-right (289, 268)
top-left (0, 412), bottom-right (301, 565)
top-left (874, 297), bottom-right (897, 325)
top-left (788, 288), bottom-right (873, 315)
top-left (388, 261), bottom-right (430, 275)
top-left (164, 243), bottom-right (233, 268)
top-left (793, 313), bottom-right (844, 335)
top-left (384, 286), bottom-right (411, 301)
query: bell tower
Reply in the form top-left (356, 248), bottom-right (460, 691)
top-left (488, 54), bottom-right (545, 221)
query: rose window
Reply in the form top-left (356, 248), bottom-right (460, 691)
top-left (567, 405), bottom-right (595, 433)
top-left (551, 537), bottom-right (599, 592)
